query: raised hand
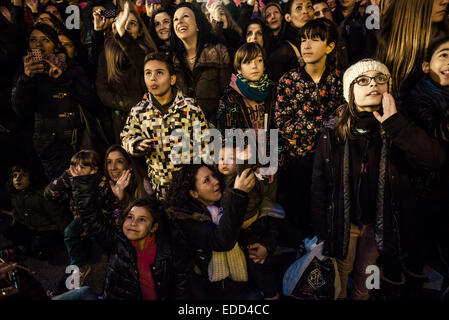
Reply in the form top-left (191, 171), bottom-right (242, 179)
top-left (25, 0), bottom-right (38, 13)
top-left (109, 169), bottom-right (131, 200)
top-left (373, 92), bottom-right (397, 123)
top-left (145, 1), bottom-right (161, 17)
top-left (93, 8), bottom-right (107, 31)
top-left (136, 138), bottom-right (154, 152)
top-left (234, 168), bottom-right (255, 193)
top-left (23, 54), bottom-right (45, 77)
top-left (45, 58), bottom-right (62, 79)
top-left (115, 1), bottom-right (130, 37)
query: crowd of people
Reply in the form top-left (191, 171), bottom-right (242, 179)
top-left (1, 0), bottom-right (449, 301)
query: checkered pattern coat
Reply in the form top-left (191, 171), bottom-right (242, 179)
top-left (121, 90), bottom-right (210, 199)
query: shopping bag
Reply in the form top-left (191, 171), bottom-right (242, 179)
top-left (283, 236), bottom-right (341, 300)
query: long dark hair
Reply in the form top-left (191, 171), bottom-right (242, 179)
top-left (169, 2), bottom-right (217, 68)
top-left (164, 164), bottom-right (220, 208)
top-left (104, 3), bottom-right (157, 84)
top-left (298, 18), bottom-right (344, 71)
top-left (104, 144), bottom-right (148, 201)
top-left (28, 23), bottom-right (65, 55)
top-left (241, 18), bottom-right (274, 55)
top-left (150, 8), bottom-right (172, 50)
top-left (36, 11), bottom-right (67, 34)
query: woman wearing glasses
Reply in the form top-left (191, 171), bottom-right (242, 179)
top-left (310, 59), bottom-right (447, 300)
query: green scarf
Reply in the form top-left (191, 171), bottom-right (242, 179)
top-left (236, 73), bottom-right (273, 102)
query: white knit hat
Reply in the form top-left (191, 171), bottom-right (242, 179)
top-left (343, 59), bottom-right (391, 103)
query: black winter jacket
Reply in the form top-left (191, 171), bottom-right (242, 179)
top-left (401, 77), bottom-right (449, 199)
top-left (166, 188), bottom-right (249, 299)
top-left (311, 113), bottom-right (447, 259)
top-left (71, 174), bottom-right (180, 300)
top-left (12, 60), bottom-right (100, 154)
top-left (11, 189), bottom-right (68, 233)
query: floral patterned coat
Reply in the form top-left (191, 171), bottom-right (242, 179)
top-left (274, 66), bottom-right (345, 159)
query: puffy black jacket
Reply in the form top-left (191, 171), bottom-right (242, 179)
top-left (71, 174), bottom-right (180, 300)
top-left (166, 189), bottom-right (249, 299)
top-left (311, 113), bottom-right (447, 259)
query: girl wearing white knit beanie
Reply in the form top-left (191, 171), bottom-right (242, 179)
top-left (310, 59), bottom-right (447, 300)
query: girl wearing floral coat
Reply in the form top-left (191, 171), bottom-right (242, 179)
top-left (273, 19), bottom-right (345, 235)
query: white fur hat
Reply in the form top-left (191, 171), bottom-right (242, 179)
top-left (343, 59), bottom-right (391, 103)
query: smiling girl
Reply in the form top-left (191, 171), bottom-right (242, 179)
top-left (71, 172), bottom-right (180, 300)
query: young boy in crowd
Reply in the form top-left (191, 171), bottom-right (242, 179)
top-left (5, 163), bottom-right (67, 260)
top-left (45, 150), bottom-right (109, 284)
top-left (121, 52), bottom-right (210, 200)
top-left (217, 42), bottom-right (275, 135)
top-left (218, 145), bottom-right (284, 299)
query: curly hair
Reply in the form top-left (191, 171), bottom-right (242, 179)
top-left (164, 164), bottom-right (221, 208)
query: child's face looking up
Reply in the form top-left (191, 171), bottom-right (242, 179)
top-left (300, 35), bottom-right (334, 65)
top-left (423, 40), bottom-right (449, 89)
top-left (237, 53), bottom-right (264, 82)
top-left (144, 59), bottom-right (176, 98)
top-left (12, 170), bottom-right (30, 191)
top-left (122, 206), bottom-right (158, 242)
top-left (218, 147), bottom-right (237, 176)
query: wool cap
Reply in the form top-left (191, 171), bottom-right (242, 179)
top-left (343, 59), bottom-right (390, 103)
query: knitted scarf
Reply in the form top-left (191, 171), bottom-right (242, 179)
top-left (207, 206), bottom-right (248, 282)
top-left (236, 73), bottom-right (273, 102)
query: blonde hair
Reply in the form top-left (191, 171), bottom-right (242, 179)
top-left (376, 0), bottom-right (433, 96)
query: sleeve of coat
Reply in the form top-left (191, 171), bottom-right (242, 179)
top-left (382, 112), bottom-right (447, 171)
top-left (120, 103), bottom-right (146, 156)
top-left (406, 96), bottom-right (449, 144)
top-left (274, 73), bottom-right (316, 157)
top-left (310, 132), bottom-right (330, 242)
top-left (44, 170), bottom-right (72, 202)
top-left (71, 174), bottom-right (119, 252)
top-left (180, 189), bottom-right (249, 252)
top-left (115, 32), bottom-right (147, 73)
top-left (12, 74), bottom-right (37, 118)
top-left (95, 51), bottom-right (127, 111)
top-left (190, 105), bottom-right (212, 161)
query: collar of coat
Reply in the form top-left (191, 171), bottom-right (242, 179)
top-left (141, 89), bottom-right (194, 117)
top-left (166, 199), bottom-right (214, 223)
top-left (173, 43), bottom-right (230, 69)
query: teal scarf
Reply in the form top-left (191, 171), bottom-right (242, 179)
top-left (236, 73), bottom-right (273, 102)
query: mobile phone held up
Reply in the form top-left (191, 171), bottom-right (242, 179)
top-left (147, 0), bottom-right (162, 4)
top-left (31, 49), bottom-right (50, 73)
top-left (100, 9), bottom-right (117, 19)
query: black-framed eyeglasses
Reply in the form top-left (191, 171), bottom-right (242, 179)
top-left (354, 74), bottom-right (390, 86)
